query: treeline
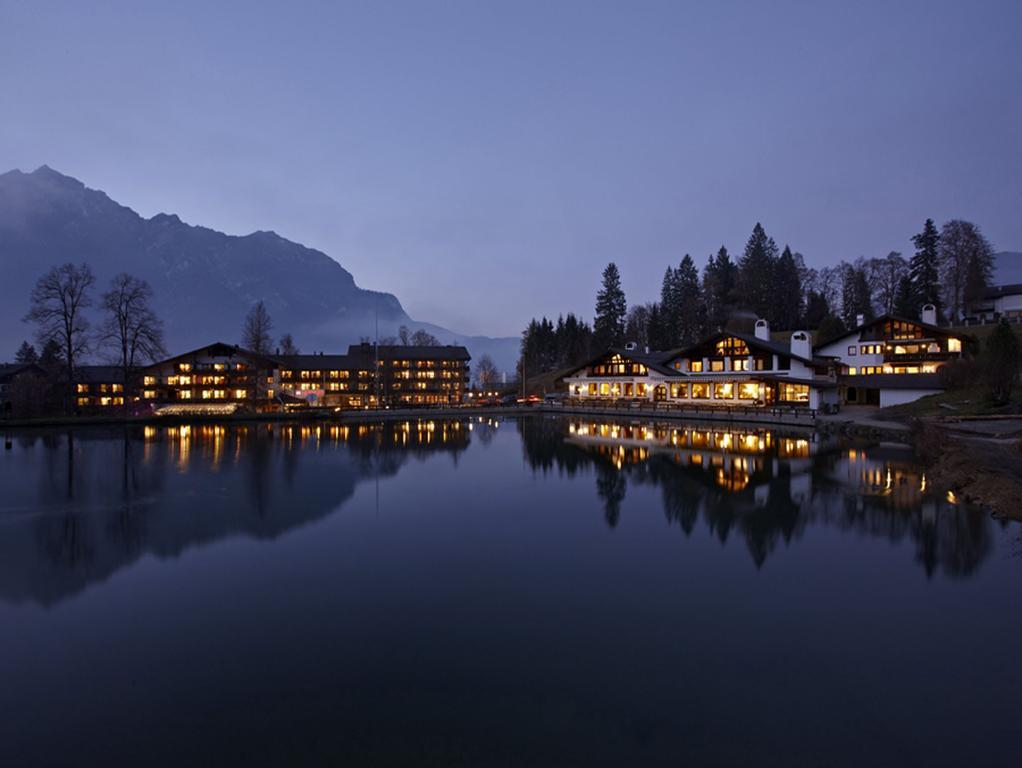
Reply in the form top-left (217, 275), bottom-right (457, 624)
top-left (521, 218), bottom-right (997, 375)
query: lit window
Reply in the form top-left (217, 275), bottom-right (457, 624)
top-left (691, 383), bottom-right (709, 399)
top-left (690, 361), bottom-right (703, 373)
top-left (143, 376), bottom-right (156, 386)
top-left (714, 382), bottom-right (734, 399)
top-left (948, 338), bottom-right (961, 353)
top-left (738, 382), bottom-right (759, 400)
top-left (234, 389), bottom-right (247, 399)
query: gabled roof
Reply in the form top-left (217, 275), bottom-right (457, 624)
top-left (665, 330), bottom-right (826, 367)
top-left (0, 362), bottom-right (46, 381)
top-left (75, 365), bottom-right (127, 383)
top-left (145, 342), bottom-right (281, 370)
top-left (980, 283), bottom-right (1022, 300)
top-left (815, 314), bottom-right (959, 348)
top-left (562, 347), bottom-right (679, 379)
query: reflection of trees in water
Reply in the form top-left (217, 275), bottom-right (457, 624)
top-left (517, 416), bottom-right (995, 578)
top-left (6, 419), bottom-right (472, 606)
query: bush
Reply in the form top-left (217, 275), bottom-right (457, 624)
top-left (982, 319), bottom-right (1020, 405)
top-left (938, 358), bottom-right (981, 391)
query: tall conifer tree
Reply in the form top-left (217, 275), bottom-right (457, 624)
top-left (594, 262), bottom-right (627, 349)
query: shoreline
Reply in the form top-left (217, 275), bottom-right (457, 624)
top-left (4, 404), bottom-right (1020, 523)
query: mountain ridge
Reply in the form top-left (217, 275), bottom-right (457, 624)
top-left (0, 166), bottom-right (519, 372)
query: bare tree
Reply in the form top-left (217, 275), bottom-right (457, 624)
top-left (398, 325), bottom-right (411, 346)
top-left (242, 301), bottom-right (274, 354)
top-left (475, 354), bottom-right (499, 388)
top-left (867, 252), bottom-right (908, 316)
top-left (101, 274), bottom-right (167, 407)
top-left (410, 328), bottom-right (440, 346)
top-left (279, 333), bottom-right (299, 356)
top-left (23, 263), bottom-right (95, 412)
top-left (940, 220), bottom-right (994, 322)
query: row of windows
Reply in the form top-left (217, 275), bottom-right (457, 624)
top-left (848, 364), bottom-right (939, 375)
top-left (76, 396), bottom-right (124, 407)
top-left (579, 380), bottom-right (808, 402)
top-left (76, 383), bottom-right (124, 393)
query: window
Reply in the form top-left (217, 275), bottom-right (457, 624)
top-left (691, 383), bottom-right (709, 399)
top-left (624, 383), bottom-right (634, 397)
top-left (738, 382), bottom-right (759, 400)
top-left (710, 360), bottom-right (725, 372)
top-left (690, 361), bottom-right (703, 372)
top-left (177, 390), bottom-right (192, 400)
top-left (713, 382), bottom-right (734, 400)
top-left (76, 397), bottom-right (89, 406)
top-left (636, 383), bottom-right (646, 397)
top-left (588, 383), bottom-right (597, 396)
top-left (76, 383), bottom-right (89, 393)
top-left (143, 376), bottom-right (156, 386)
top-left (779, 383), bottom-right (810, 403)
top-left (714, 337), bottom-right (750, 357)
top-left (178, 363), bottom-right (192, 372)
top-left (848, 346), bottom-right (857, 356)
top-left (234, 389), bottom-right (248, 399)
top-left (143, 389), bottom-right (156, 399)
top-left (948, 338), bottom-right (962, 353)
top-left (670, 383), bottom-right (687, 399)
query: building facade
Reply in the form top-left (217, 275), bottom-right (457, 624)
top-left (140, 343), bottom-right (280, 413)
top-left (563, 321), bottom-right (838, 411)
top-left (813, 307), bottom-right (965, 407)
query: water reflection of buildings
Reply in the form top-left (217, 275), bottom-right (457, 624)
top-left (522, 417), bottom-right (995, 578)
top-left (0, 420), bottom-right (471, 607)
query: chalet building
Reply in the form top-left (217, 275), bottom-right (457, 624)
top-left (141, 342), bottom-right (280, 413)
top-left (563, 321), bottom-right (838, 410)
top-left (0, 363), bottom-right (48, 417)
top-left (814, 306), bottom-right (965, 407)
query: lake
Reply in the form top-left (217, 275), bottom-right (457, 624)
top-left (0, 416), bottom-right (1018, 766)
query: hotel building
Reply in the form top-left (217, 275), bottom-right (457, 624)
top-left (563, 320), bottom-right (838, 411)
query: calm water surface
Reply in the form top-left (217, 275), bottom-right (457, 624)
top-left (0, 416), bottom-right (1018, 766)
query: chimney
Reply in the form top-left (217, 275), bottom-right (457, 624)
top-left (790, 331), bottom-right (812, 360)
top-left (855, 314), bottom-right (865, 328)
top-left (754, 319), bottom-right (770, 341)
top-left (921, 303), bottom-right (937, 326)
top-left (624, 341), bottom-right (637, 351)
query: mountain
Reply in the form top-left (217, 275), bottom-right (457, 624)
top-left (994, 252), bottom-right (1022, 285)
top-left (0, 166), bottom-right (519, 372)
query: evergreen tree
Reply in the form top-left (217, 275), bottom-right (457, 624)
top-left (893, 275), bottom-right (918, 318)
top-left (659, 266), bottom-right (681, 347)
top-left (674, 254), bottom-right (704, 344)
top-left (804, 290), bottom-right (830, 328)
top-left (703, 246), bottom-right (738, 332)
top-left (984, 319), bottom-right (1019, 404)
top-left (594, 262), bottom-right (627, 349)
top-left (910, 218), bottom-right (942, 320)
top-left (817, 315), bottom-right (847, 344)
top-left (38, 338), bottom-right (62, 371)
top-left (647, 303), bottom-right (671, 351)
top-left (14, 341), bottom-right (38, 364)
top-left (737, 223), bottom-right (779, 321)
top-left (841, 264), bottom-right (874, 329)
top-left (773, 246), bottom-right (804, 329)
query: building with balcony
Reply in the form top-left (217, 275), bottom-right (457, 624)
top-left (813, 305), bottom-right (965, 406)
top-left (563, 321), bottom-right (838, 410)
top-left (141, 342), bottom-right (280, 413)
top-left (346, 343), bottom-right (471, 407)
top-left (277, 353), bottom-right (368, 408)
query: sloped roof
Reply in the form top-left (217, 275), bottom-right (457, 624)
top-left (665, 330), bottom-right (827, 367)
top-left (146, 342), bottom-right (281, 369)
top-left (815, 314), bottom-right (959, 348)
top-left (0, 362), bottom-right (46, 381)
top-left (561, 347), bottom-right (680, 379)
top-left (75, 365), bottom-right (127, 383)
top-left (981, 283), bottom-right (1022, 300)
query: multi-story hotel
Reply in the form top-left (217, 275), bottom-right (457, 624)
top-left (563, 320), bottom-right (838, 411)
top-left (269, 343), bottom-right (471, 409)
top-left (140, 342), bottom-right (281, 413)
top-left (814, 305), bottom-right (966, 406)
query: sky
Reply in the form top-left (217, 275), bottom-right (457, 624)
top-left (2, 0), bottom-right (1020, 337)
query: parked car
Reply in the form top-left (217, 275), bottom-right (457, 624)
top-left (516, 394), bottom-right (541, 406)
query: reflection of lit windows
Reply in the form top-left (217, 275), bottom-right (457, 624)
top-left (234, 389), bottom-right (247, 399)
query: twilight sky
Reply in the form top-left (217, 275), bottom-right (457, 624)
top-left (2, 0), bottom-right (1020, 337)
